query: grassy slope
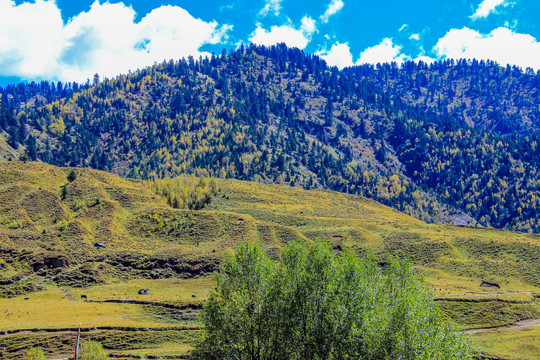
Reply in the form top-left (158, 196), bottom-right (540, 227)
top-left (0, 161), bottom-right (539, 359)
top-left (473, 326), bottom-right (540, 360)
top-left (209, 178), bottom-right (540, 294)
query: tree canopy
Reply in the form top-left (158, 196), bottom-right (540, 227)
top-left (194, 240), bottom-right (475, 360)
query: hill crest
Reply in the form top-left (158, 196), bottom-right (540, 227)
top-left (0, 44), bottom-right (538, 232)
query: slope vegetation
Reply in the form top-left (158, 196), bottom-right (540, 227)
top-left (0, 162), bottom-right (539, 358)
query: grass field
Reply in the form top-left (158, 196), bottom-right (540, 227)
top-left (0, 329), bottom-right (201, 359)
top-left (473, 325), bottom-right (540, 360)
top-left (1, 162), bottom-right (539, 359)
top-left (0, 278), bottom-right (214, 331)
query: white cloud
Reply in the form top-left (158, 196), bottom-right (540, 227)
top-left (357, 38), bottom-right (410, 65)
top-left (434, 27), bottom-right (540, 70)
top-left (504, 19), bottom-right (518, 29)
top-left (409, 33), bottom-right (420, 41)
top-left (316, 42), bottom-right (354, 69)
top-left (249, 16), bottom-right (316, 50)
top-left (301, 16), bottom-right (317, 34)
top-left (318, 38), bottom-right (435, 68)
top-left (0, 0), bottom-right (231, 82)
top-left (259, 0), bottom-right (283, 17)
top-left (320, 0), bottom-right (344, 23)
top-left (470, 0), bottom-right (510, 20)
top-left (399, 24), bottom-right (409, 32)
top-left (413, 45), bottom-right (437, 64)
top-left (0, 0), bottom-right (65, 79)
top-left (414, 55), bottom-right (437, 64)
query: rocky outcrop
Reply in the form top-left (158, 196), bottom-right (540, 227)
top-left (32, 255), bottom-right (70, 272)
top-left (107, 253), bottom-right (219, 278)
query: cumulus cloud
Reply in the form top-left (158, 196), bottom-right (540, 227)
top-left (316, 42), bottom-right (354, 69)
top-left (320, 0), bottom-right (344, 23)
top-left (409, 33), bottom-right (420, 41)
top-left (414, 55), bottom-right (437, 64)
top-left (471, 0), bottom-right (510, 20)
top-left (301, 16), bottom-right (317, 34)
top-left (357, 38), bottom-right (409, 65)
top-left (259, 0), bottom-right (283, 17)
top-left (0, 0), bottom-right (231, 82)
top-left (0, 0), bottom-right (65, 79)
top-left (249, 16), bottom-right (316, 49)
top-left (434, 27), bottom-right (540, 70)
top-left (318, 39), bottom-right (435, 68)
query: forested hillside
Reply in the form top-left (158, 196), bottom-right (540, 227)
top-left (0, 44), bottom-right (539, 232)
top-left (347, 61), bottom-right (540, 231)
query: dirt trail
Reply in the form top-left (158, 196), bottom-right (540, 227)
top-left (465, 318), bottom-right (540, 334)
top-left (435, 291), bottom-right (539, 304)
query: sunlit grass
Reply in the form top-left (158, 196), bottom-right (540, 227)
top-left (69, 277), bottom-right (214, 306)
top-left (1, 162), bottom-right (540, 358)
top-left (0, 291), bottom-right (180, 331)
top-left (473, 325), bottom-right (540, 360)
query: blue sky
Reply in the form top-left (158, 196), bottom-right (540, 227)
top-left (1, 0), bottom-right (540, 86)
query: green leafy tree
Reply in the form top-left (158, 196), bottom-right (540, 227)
top-left (25, 347), bottom-right (46, 360)
top-left (194, 240), bottom-right (475, 360)
top-left (79, 341), bottom-right (108, 360)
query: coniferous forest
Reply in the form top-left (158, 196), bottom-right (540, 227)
top-left (0, 44), bottom-right (539, 232)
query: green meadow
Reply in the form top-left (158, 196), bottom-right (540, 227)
top-left (0, 162), bottom-right (539, 359)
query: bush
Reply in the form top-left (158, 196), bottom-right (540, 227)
top-left (146, 175), bottom-right (219, 210)
top-left (7, 220), bottom-right (23, 229)
top-left (193, 240), bottom-right (475, 360)
top-left (25, 347), bottom-right (46, 360)
top-left (57, 219), bottom-right (69, 231)
top-left (72, 197), bottom-right (87, 211)
top-left (79, 341), bottom-right (108, 360)
top-left (61, 184), bottom-right (68, 200)
top-left (67, 169), bottom-right (78, 183)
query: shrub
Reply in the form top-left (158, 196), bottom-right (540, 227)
top-left (72, 197), bottom-right (87, 211)
top-left (67, 169), bottom-right (78, 183)
top-left (79, 341), bottom-right (108, 360)
top-left (7, 220), bottom-right (23, 229)
top-left (193, 240), bottom-right (475, 360)
top-left (25, 347), bottom-right (46, 360)
top-left (57, 219), bottom-right (69, 231)
top-left (146, 175), bottom-right (219, 210)
top-left (61, 184), bottom-right (68, 200)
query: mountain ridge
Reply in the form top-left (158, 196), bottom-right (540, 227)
top-left (0, 44), bottom-right (538, 232)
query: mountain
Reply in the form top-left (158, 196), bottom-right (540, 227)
top-left (347, 59), bottom-right (540, 133)
top-left (0, 44), bottom-right (539, 232)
